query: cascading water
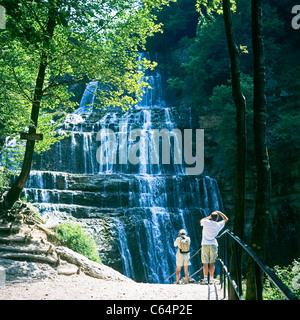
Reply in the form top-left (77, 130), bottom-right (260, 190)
top-left (23, 53), bottom-right (224, 283)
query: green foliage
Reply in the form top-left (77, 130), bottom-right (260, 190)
top-left (166, 0), bottom-right (298, 190)
top-left (0, 0), bottom-right (174, 172)
top-left (167, 0), bottom-right (285, 107)
top-left (0, 166), bottom-right (11, 188)
top-left (263, 259), bottom-right (300, 300)
top-left (167, 13), bottom-right (230, 107)
top-left (147, 0), bottom-right (200, 51)
top-left (168, 0), bottom-right (254, 106)
top-left (196, 0), bottom-right (236, 15)
top-left (210, 73), bottom-right (253, 152)
top-left (54, 221), bottom-right (101, 263)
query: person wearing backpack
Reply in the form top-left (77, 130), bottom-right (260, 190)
top-left (174, 229), bottom-right (191, 284)
top-left (200, 210), bottom-right (228, 284)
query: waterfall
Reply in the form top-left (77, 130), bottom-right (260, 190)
top-left (24, 53), bottom-right (224, 283)
top-left (113, 218), bottom-right (135, 280)
top-left (74, 81), bottom-right (98, 114)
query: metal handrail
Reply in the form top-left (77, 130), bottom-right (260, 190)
top-left (217, 229), bottom-right (298, 300)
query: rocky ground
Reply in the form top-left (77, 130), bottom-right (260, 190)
top-left (0, 201), bottom-right (223, 301)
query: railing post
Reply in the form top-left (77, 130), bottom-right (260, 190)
top-left (226, 232), bottom-right (232, 299)
top-left (254, 262), bottom-right (263, 300)
top-left (219, 237), bottom-right (223, 288)
top-left (223, 232), bottom-right (227, 298)
top-left (221, 234), bottom-right (226, 299)
top-left (234, 241), bottom-right (242, 297)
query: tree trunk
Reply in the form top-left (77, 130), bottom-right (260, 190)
top-left (222, 0), bottom-right (247, 300)
top-left (3, 60), bottom-right (47, 208)
top-left (246, 0), bottom-right (271, 300)
top-left (1, 4), bottom-right (56, 210)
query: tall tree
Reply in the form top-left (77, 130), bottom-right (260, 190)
top-left (246, 0), bottom-right (271, 300)
top-left (222, 0), bottom-right (247, 299)
top-left (0, 0), bottom-right (173, 211)
top-left (1, 0), bottom-right (58, 209)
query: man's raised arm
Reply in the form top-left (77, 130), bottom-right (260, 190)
top-left (215, 211), bottom-right (229, 223)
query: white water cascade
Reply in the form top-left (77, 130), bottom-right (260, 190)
top-left (23, 53), bottom-right (224, 283)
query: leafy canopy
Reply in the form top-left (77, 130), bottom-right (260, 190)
top-left (0, 0), bottom-right (175, 174)
top-left (196, 0), bottom-right (236, 15)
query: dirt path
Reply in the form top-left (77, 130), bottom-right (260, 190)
top-left (0, 273), bottom-right (224, 300)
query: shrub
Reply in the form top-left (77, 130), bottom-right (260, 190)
top-left (54, 221), bottom-right (101, 263)
top-left (263, 259), bottom-right (300, 300)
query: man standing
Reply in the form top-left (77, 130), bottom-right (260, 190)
top-left (174, 229), bottom-right (191, 284)
top-left (200, 211), bottom-right (228, 284)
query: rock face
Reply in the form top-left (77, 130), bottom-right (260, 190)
top-left (21, 53), bottom-right (224, 283)
top-left (0, 211), bottom-right (131, 283)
